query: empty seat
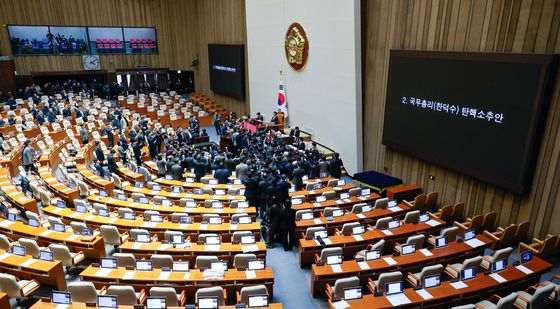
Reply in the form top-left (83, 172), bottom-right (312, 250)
top-left (48, 244), bottom-right (85, 269)
top-left (367, 271), bottom-right (403, 294)
top-left (150, 287), bottom-right (186, 307)
top-left (196, 286), bottom-right (226, 307)
top-left (233, 253), bottom-right (257, 269)
top-left (515, 284), bottom-right (555, 309)
top-left (406, 264), bottom-right (444, 288)
top-left (107, 285), bottom-right (146, 305)
top-left (237, 285), bottom-right (268, 305)
top-left (67, 282), bottom-right (99, 303)
top-left (325, 276), bottom-right (360, 300)
top-left (428, 226), bottom-right (459, 246)
top-left (404, 194), bottom-right (427, 212)
top-left (0, 273), bottom-right (40, 300)
top-left (374, 217), bottom-right (391, 230)
top-left (444, 256), bottom-right (482, 279)
top-left (475, 292), bottom-right (517, 309)
top-left (305, 227), bottom-right (327, 239)
top-left (481, 247), bottom-right (513, 270)
top-left (402, 210), bottom-right (420, 224)
top-left (18, 238), bottom-right (45, 258)
top-left (113, 253), bottom-right (136, 268)
top-left (373, 198), bottom-right (389, 209)
top-left (195, 256), bottom-right (219, 269)
top-left (316, 247), bottom-right (343, 264)
top-left (100, 225), bottom-right (129, 246)
top-left (151, 254), bottom-right (173, 269)
top-left (232, 231), bottom-right (253, 243)
top-left (394, 234), bottom-right (425, 254)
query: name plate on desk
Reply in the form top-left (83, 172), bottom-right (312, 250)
top-left (383, 257), bottom-right (397, 265)
top-left (245, 270), bottom-right (257, 279)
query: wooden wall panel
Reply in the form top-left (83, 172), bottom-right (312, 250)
top-left (363, 0), bottom-right (560, 238)
top-left (195, 0), bottom-right (249, 116)
top-left (0, 0), bottom-right (249, 113)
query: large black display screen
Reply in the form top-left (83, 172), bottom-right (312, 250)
top-left (382, 50), bottom-right (557, 193)
top-left (208, 44), bottom-right (245, 100)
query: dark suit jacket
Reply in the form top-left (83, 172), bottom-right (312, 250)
top-left (280, 208), bottom-right (296, 230)
top-left (95, 146), bottom-right (105, 162)
top-left (107, 155), bottom-right (118, 174)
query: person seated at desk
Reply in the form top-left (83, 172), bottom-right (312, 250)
top-left (256, 112), bottom-right (264, 121)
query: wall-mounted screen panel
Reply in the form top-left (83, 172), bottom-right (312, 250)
top-left (88, 27), bottom-right (125, 54)
top-left (208, 44), bottom-right (245, 100)
top-left (123, 27), bottom-right (157, 54)
top-left (382, 50), bottom-right (557, 193)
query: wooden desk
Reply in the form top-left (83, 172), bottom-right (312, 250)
top-left (42, 206), bottom-right (261, 242)
top-left (87, 195), bottom-right (257, 219)
top-left (122, 185), bottom-right (246, 202)
top-left (31, 301), bottom-right (284, 309)
top-left (0, 219), bottom-right (106, 259)
top-left (292, 193), bottom-right (380, 212)
top-left (38, 166), bottom-right (80, 203)
top-left (80, 265), bottom-right (275, 302)
top-left (290, 184), bottom-right (356, 199)
top-left (298, 218), bottom-right (446, 267)
top-left (0, 168), bottom-right (39, 213)
top-left (77, 164), bottom-right (114, 195)
top-left (116, 163), bottom-right (145, 183)
top-left (154, 178), bottom-right (244, 191)
top-left (295, 203), bottom-right (410, 236)
top-left (385, 184), bottom-right (422, 202)
top-left (328, 257), bottom-right (551, 308)
top-left (0, 293), bottom-right (9, 309)
top-left (118, 241), bottom-right (266, 264)
top-left (310, 235), bottom-right (492, 297)
top-left (0, 249), bottom-right (67, 290)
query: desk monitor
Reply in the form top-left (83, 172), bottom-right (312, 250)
top-left (68, 182), bottom-right (76, 189)
top-left (145, 297), bottom-right (166, 309)
top-left (139, 197), bottom-right (150, 204)
top-left (233, 179), bottom-right (242, 185)
top-left (302, 175), bottom-right (309, 181)
top-left (124, 212), bottom-right (135, 220)
top-left (238, 216), bottom-right (251, 224)
top-left (332, 209), bottom-right (344, 217)
top-left (401, 244), bottom-right (416, 255)
top-left (313, 183), bottom-right (322, 191)
top-left (320, 172), bottom-right (329, 178)
top-left (326, 254), bottom-right (343, 266)
top-left (343, 287), bottom-right (363, 300)
top-left (362, 205), bottom-right (372, 213)
top-left (288, 186), bottom-right (296, 193)
top-left (361, 188), bottom-right (371, 196)
top-left (237, 201), bottom-right (249, 208)
top-left (424, 274), bottom-right (441, 288)
top-left (136, 260), bottom-right (153, 271)
top-left (172, 261), bottom-right (189, 272)
top-left (388, 220), bottom-right (401, 229)
top-left (97, 295), bottom-right (118, 308)
top-left (248, 294), bottom-right (268, 308)
top-left (12, 245), bottom-right (25, 256)
top-left (56, 200), bottom-right (66, 208)
top-left (365, 250), bottom-right (381, 261)
top-left (215, 189), bottom-right (226, 196)
top-left (385, 282), bottom-right (403, 295)
top-left (241, 235), bottom-right (255, 244)
top-left (435, 237), bottom-right (448, 248)
top-left (99, 190), bottom-right (108, 198)
top-left (419, 213), bottom-right (429, 223)
top-left (151, 214), bottom-right (163, 222)
top-left (461, 266), bottom-right (477, 281)
top-left (337, 179), bottom-right (346, 186)
top-left (52, 291), bottom-right (71, 305)
top-left (136, 234), bottom-right (151, 243)
top-left (185, 178), bottom-right (195, 183)
top-left (339, 192), bottom-right (350, 200)
top-left (493, 259), bottom-right (507, 273)
top-left (39, 250), bottom-right (53, 262)
top-left (209, 179), bottom-right (219, 185)
top-left (291, 198), bottom-right (302, 205)
top-left (165, 175), bottom-right (173, 180)
top-left (208, 217), bottom-right (222, 224)
top-left (170, 235), bottom-right (184, 244)
top-left (76, 205), bottom-right (87, 213)
top-left (53, 222), bottom-right (66, 232)
top-left (135, 182), bottom-right (144, 188)
top-left (152, 185), bottom-right (162, 191)
top-left (464, 229), bottom-right (476, 241)
top-left (98, 208), bottom-right (110, 217)
top-left (521, 251), bottom-right (533, 264)
top-left (315, 230), bottom-right (328, 240)
top-left (352, 225), bottom-right (365, 235)
top-left (211, 201), bottom-right (223, 209)
top-left (301, 212), bottom-right (313, 220)
top-left (198, 297), bottom-right (218, 309)
top-left (162, 199), bottom-right (173, 207)
top-left (82, 227), bottom-right (93, 236)
top-left (388, 200), bottom-right (398, 208)
top-left (316, 195), bottom-right (327, 203)
top-left (179, 216), bottom-right (193, 224)
top-left (29, 218), bottom-right (40, 227)
top-left (101, 258), bottom-right (117, 269)
top-left (206, 236), bottom-right (221, 245)
top-left (210, 261), bottom-right (228, 272)
top-left (193, 188), bottom-right (203, 195)
top-left (7, 212), bottom-right (16, 222)
top-left (185, 200), bottom-right (197, 208)
top-left (117, 193), bottom-right (128, 201)
top-left (171, 186), bottom-right (183, 193)
top-left (248, 259), bottom-right (265, 271)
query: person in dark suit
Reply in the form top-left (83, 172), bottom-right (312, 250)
top-left (107, 150), bottom-right (118, 174)
top-left (193, 155), bottom-right (207, 182)
top-left (94, 141), bottom-right (105, 162)
top-left (243, 172), bottom-right (259, 208)
top-left (266, 203), bottom-right (282, 248)
top-left (279, 200), bottom-right (296, 251)
top-left (329, 152), bottom-right (344, 178)
top-left (171, 160), bottom-right (184, 181)
top-left (292, 162), bottom-right (306, 191)
top-left (258, 174), bottom-right (270, 218)
top-left (214, 163), bottom-right (231, 184)
top-left (270, 111), bottom-right (279, 124)
top-left (132, 141), bottom-right (142, 165)
top-left (101, 124), bottom-right (114, 148)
